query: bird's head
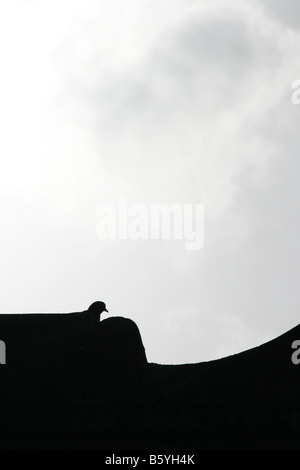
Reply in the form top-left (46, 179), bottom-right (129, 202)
top-left (87, 301), bottom-right (108, 315)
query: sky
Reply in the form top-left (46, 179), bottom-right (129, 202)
top-left (0, 0), bottom-right (300, 364)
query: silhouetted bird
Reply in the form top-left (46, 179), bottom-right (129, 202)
top-left (87, 301), bottom-right (108, 330)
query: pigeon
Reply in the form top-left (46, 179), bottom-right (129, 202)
top-left (87, 301), bottom-right (108, 329)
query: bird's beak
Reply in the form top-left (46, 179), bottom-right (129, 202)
top-left (104, 308), bottom-right (108, 312)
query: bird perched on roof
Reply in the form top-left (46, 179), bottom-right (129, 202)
top-left (87, 301), bottom-right (108, 330)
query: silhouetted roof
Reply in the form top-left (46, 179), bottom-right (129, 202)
top-left (0, 312), bottom-right (91, 345)
top-left (0, 312), bottom-right (93, 364)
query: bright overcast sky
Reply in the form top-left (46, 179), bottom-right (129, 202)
top-left (0, 0), bottom-right (300, 364)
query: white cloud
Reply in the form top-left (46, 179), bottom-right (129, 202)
top-left (259, 0), bottom-right (300, 29)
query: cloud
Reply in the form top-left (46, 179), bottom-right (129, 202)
top-left (91, 1), bottom-right (293, 206)
top-left (260, 0), bottom-right (300, 29)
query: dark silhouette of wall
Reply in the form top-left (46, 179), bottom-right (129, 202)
top-left (0, 312), bottom-right (91, 364)
top-left (0, 309), bottom-right (299, 450)
top-left (88, 317), bottom-right (147, 392)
